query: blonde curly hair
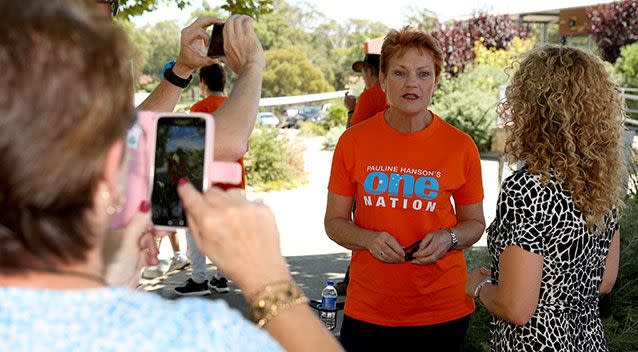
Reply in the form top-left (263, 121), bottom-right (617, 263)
top-left (500, 45), bottom-right (626, 231)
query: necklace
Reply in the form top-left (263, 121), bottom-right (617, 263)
top-left (3, 267), bottom-right (107, 286)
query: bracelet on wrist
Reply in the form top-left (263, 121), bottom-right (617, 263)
top-left (162, 60), bottom-right (192, 89)
top-left (474, 277), bottom-right (493, 306)
top-left (443, 227), bottom-right (458, 251)
top-left (249, 280), bottom-right (309, 328)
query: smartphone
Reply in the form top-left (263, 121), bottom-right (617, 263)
top-left (207, 23), bottom-right (225, 58)
top-left (150, 116), bottom-right (209, 229)
top-left (110, 111), bottom-right (242, 231)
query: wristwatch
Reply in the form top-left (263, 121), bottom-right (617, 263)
top-left (162, 61), bottom-right (192, 89)
top-left (444, 227), bottom-right (458, 251)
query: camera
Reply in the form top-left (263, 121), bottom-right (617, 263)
top-left (207, 23), bottom-right (224, 58)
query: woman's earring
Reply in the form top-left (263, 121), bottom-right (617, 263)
top-left (103, 190), bottom-right (123, 216)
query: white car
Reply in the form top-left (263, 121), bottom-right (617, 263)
top-left (257, 112), bottom-right (280, 127)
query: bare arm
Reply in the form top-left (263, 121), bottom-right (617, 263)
top-left (411, 201), bottom-right (485, 265)
top-left (138, 17), bottom-right (218, 112)
top-left (210, 15), bottom-right (265, 161)
top-left (467, 246), bottom-right (543, 326)
top-left (600, 230), bottom-right (620, 295)
top-left (324, 192), bottom-right (406, 263)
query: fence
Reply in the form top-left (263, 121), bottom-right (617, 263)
top-left (621, 87), bottom-right (638, 119)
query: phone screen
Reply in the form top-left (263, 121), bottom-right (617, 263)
top-left (151, 117), bottom-right (206, 227)
top-left (207, 23), bottom-right (224, 57)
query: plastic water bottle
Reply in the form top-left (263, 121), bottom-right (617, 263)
top-left (320, 280), bottom-right (338, 330)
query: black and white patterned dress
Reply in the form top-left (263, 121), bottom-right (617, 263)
top-left (487, 168), bottom-right (618, 352)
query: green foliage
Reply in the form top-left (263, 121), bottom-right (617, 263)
top-left (473, 37), bottom-right (535, 69)
top-left (221, 0), bottom-right (273, 18)
top-left (116, 0), bottom-right (272, 20)
top-left (116, 20), bottom-right (151, 89)
top-left (403, 6), bottom-right (439, 32)
top-left (141, 20), bottom-right (180, 78)
top-left (117, 0), bottom-right (191, 20)
top-left (601, 150), bottom-right (638, 351)
top-left (461, 247), bottom-right (491, 352)
top-left (244, 128), bottom-right (306, 191)
top-left (615, 43), bottom-right (638, 88)
top-left (430, 13), bottom-right (532, 77)
top-left (432, 63), bottom-right (506, 152)
top-left (262, 48), bottom-right (333, 97)
top-left (253, 0), bottom-right (388, 90)
top-left (298, 121), bottom-right (328, 137)
top-left (587, 0), bottom-right (638, 62)
top-left (321, 105), bottom-right (348, 130)
top-left (322, 126), bottom-right (346, 151)
top-left (432, 39), bottom-right (532, 152)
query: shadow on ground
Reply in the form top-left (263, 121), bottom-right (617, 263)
top-left (139, 252), bottom-right (351, 334)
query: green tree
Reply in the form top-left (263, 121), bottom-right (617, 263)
top-left (117, 0), bottom-right (272, 20)
top-left (141, 20), bottom-right (181, 78)
top-left (254, 8), bottom-right (309, 51)
top-left (262, 48), bottom-right (333, 97)
top-left (403, 6), bottom-right (439, 31)
top-left (615, 43), bottom-right (638, 88)
top-left (116, 20), bottom-right (152, 90)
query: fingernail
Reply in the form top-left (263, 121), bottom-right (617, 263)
top-left (139, 201), bottom-right (151, 213)
top-left (178, 178), bottom-right (188, 186)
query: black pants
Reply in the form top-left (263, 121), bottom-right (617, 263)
top-left (340, 314), bottom-right (471, 352)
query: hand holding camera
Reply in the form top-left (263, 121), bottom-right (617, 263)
top-left (213, 15), bottom-right (265, 74)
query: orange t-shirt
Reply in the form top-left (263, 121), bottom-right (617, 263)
top-left (328, 111), bottom-right (484, 326)
top-left (350, 83), bottom-right (388, 126)
top-left (190, 95), bottom-right (246, 190)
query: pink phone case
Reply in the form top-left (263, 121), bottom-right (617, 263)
top-left (110, 111), bottom-right (242, 229)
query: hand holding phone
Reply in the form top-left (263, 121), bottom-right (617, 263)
top-left (110, 111), bottom-right (242, 230)
top-left (207, 23), bottom-right (225, 58)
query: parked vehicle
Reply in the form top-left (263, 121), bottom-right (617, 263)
top-left (298, 106), bottom-right (322, 122)
top-left (256, 112), bottom-right (280, 127)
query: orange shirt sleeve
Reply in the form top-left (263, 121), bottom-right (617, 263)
top-left (327, 133), bottom-right (356, 197)
top-left (451, 138), bottom-right (484, 205)
top-left (190, 96), bottom-right (245, 190)
top-left (350, 84), bottom-right (388, 126)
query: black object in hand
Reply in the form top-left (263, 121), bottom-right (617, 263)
top-left (403, 240), bottom-right (422, 261)
top-left (207, 23), bottom-right (224, 58)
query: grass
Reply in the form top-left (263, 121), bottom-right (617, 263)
top-left (462, 247), bottom-right (492, 352)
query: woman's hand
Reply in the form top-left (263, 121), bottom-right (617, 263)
top-left (178, 181), bottom-right (291, 295)
top-left (466, 267), bottom-right (491, 297)
top-left (103, 202), bottom-right (162, 287)
top-left (411, 230), bottom-right (451, 265)
top-left (366, 232), bottom-right (405, 263)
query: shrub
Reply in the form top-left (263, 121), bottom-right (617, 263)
top-left (461, 247), bottom-right (491, 352)
top-left (321, 104), bottom-right (348, 130)
top-left (432, 63), bottom-right (507, 152)
top-left (587, 0), bottom-right (638, 62)
top-left (615, 43), bottom-right (638, 87)
top-left (602, 149), bottom-right (638, 351)
top-left (298, 120), bottom-right (328, 136)
top-left (473, 37), bottom-right (535, 69)
top-left (322, 125), bottom-right (346, 151)
top-left (244, 127), bottom-right (306, 191)
top-left (431, 13), bottom-right (532, 77)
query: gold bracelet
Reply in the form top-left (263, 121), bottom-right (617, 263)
top-left (249, 280), bottom-right (309, 328)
